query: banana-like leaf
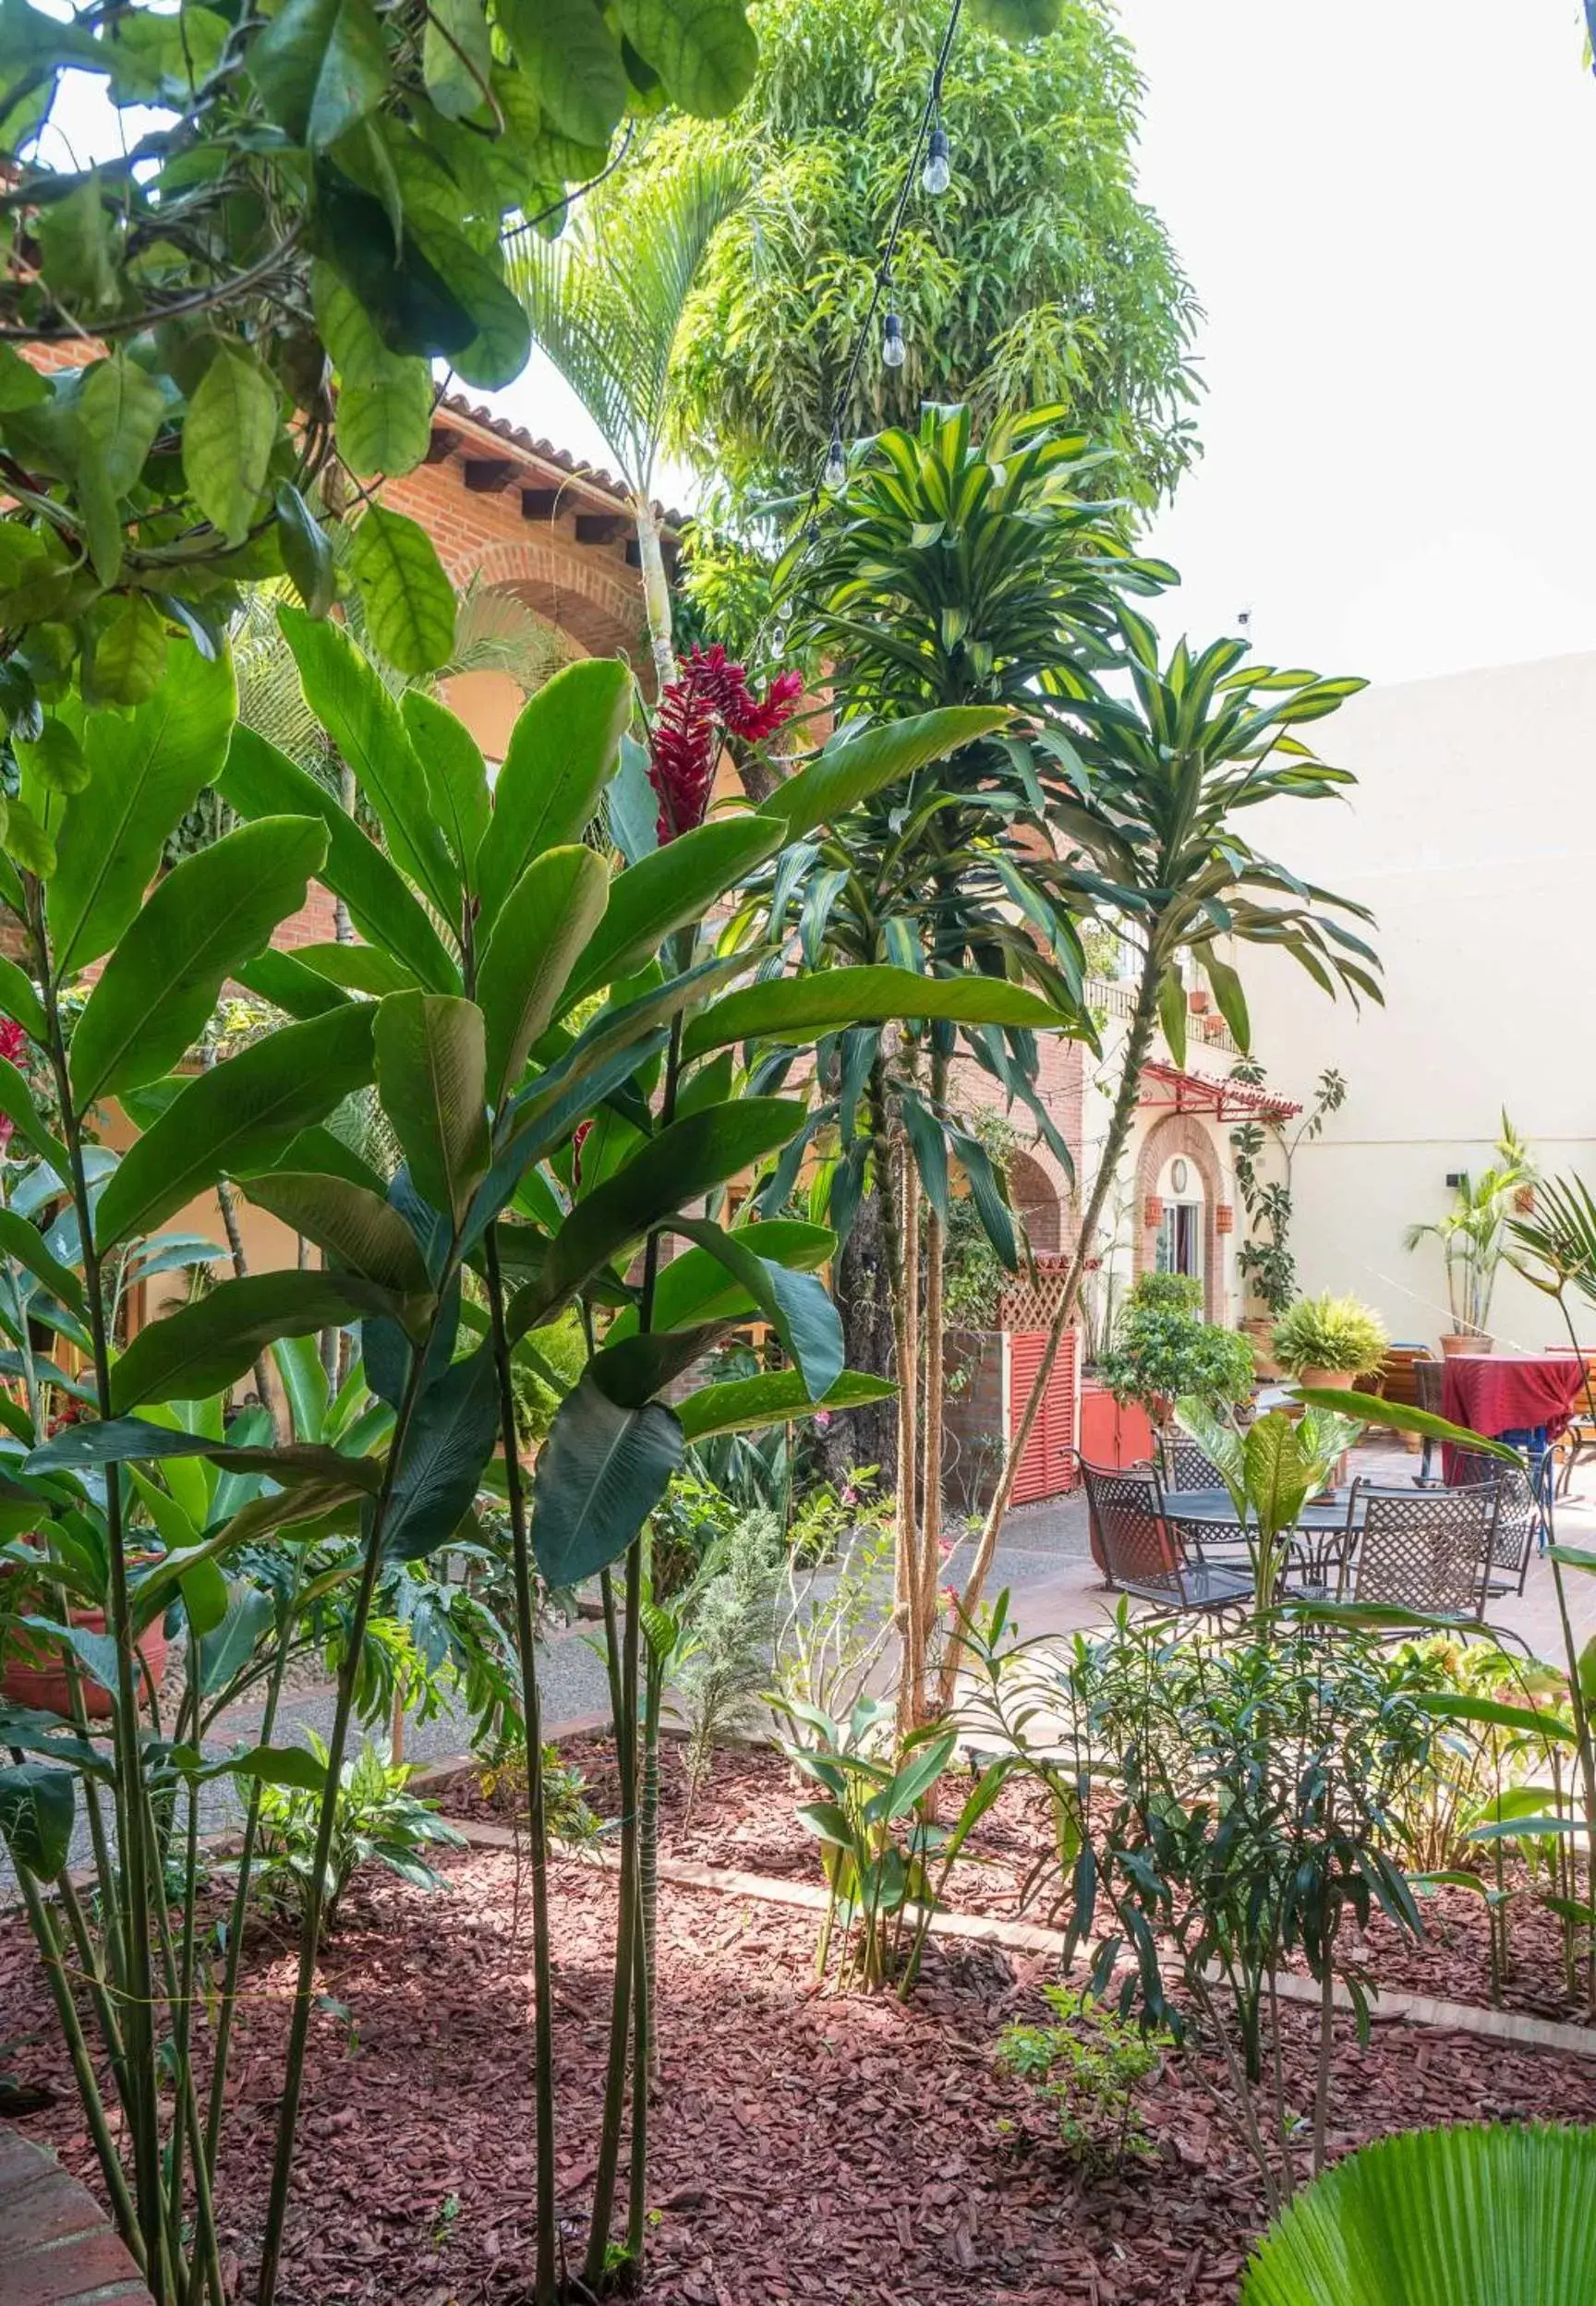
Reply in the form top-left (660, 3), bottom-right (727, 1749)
top-left (220, 727), bottom-right (460, 993)
top-left (381, 1345), bottom-right (499, 1563)
top-left (111, 1271), bottom-right (397, 1410)
top-left (373, 992), bottom-right (490, 1230)
top-left (478, 844), bottom-right (611, 1105)
top-left (94, 1003), bottom-right (378, 1249)
top-left (1241, 2120), bottom-right (1596, 2305)
top-left (507, 1097), bottom-right (805, 1336)
top-left (240, 1172), bottom-right (431, 1298)
top-left (474, 658), bottom-right (631, 933)
top-left (676, 1368), bottom-right (896, 1443)
top-left (0, 1761), bottom-right (75, 1877)
top-left (680, 964), bottom-right (1070, 1059)
top-left (756, 706), bottom-right (1009, 842)
top-left (606, 1217), bottom-right (833, 1342)
top-left (0, 1208), bottom-right (84, 1313)
top-left (1290, 1388), bottom-right (1518, 1464)
top-left (671, 1215), bottom-right (842, 1400)
top-left (558, 815), bottom-right (783, 1012)
top-left (530, 1369), bottom-right (683, 1587)
top-left (69, 815), bottom-right (329, 1106)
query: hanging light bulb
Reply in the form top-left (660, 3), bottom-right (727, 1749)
top-left (823, 429), bottom-right (846, 491)
top-left (923, 123), bottom-right (951, 197)
top-left (882, 311), bottom-right (906, 369)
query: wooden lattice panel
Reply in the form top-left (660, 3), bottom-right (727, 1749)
top-left (998, 1253), bottom-right (1074, 1333)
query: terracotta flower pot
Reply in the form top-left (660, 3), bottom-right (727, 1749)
top-left (1441, 1331), bottom-right (1493, 1358)
top-left (1, 1605), bottom-right (168, 1721)
top-left (1296, 1367), bottom-right (1358, 1391)
top-left (1243, 1316), bottom-right (1284, 1381)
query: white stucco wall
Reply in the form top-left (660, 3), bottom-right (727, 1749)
top-left (1243, 651), bottom-right (1596, 1350)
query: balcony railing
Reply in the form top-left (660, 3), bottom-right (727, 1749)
top-left (1085, 976), bottom-right (1240, 1057)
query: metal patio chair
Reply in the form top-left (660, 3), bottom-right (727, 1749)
top-left (1077, 1455), bottom-right (1254, 1624)
top-left (1157, 1431), bottom-right (1231, 1493)
top-left (1338, 1480), bottom-right (1496, 1623)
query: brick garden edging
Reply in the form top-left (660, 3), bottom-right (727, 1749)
top-left (0, 2127), bottom-right (150, 2305)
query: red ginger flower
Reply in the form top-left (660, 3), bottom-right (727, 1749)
top-left (647, 646), bottom-right (803, 845)
top-left (0, 1018), bottom-right (27, 1150)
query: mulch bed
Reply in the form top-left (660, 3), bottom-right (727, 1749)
top-left (453, 1733), bottom-right (1596, 2025)
top-left (4, 1845), bottom-right (1595, 2305)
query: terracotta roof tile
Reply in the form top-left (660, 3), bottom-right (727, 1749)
top-left (437, 392), bottom-right (684, 533)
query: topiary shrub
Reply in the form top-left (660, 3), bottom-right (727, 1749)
top-left (1097, 1272), bottom-right (1255, 1421)
top-left (1272, 1291), bottom-right (1389, 1379)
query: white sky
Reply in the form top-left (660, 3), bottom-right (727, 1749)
top-left (52, 3), bottom-right (1596, 686)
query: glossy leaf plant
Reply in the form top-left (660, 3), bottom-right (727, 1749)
top-left (0, 606), bottom-right (1082, 2303)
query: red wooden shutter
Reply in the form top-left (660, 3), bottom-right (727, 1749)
top-left (1007, 1328), bottom-right (1078, 1504)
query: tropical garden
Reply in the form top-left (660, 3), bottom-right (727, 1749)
top-left (0, 3), bottom-right (1592, 2304)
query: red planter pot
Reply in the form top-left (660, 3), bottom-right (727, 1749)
top-left (1, 1607), bottom-right (168, 1721)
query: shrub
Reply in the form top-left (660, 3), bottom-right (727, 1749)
top-left (252, 1737), bottom-right (466, 1932)
top-left (1098, 1271), bottom-right (1255, 1416)
top-left (669, 1507), bottom-right (786, 1805)
top-left (477, 1742), bottom-right (601, 1849)
top-left (998, 1983), bottom-right (1169, 2169)
top-left (1271, 1292), bottom-right (1388, 1378)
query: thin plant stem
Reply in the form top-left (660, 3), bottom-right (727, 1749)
top-left (483, 1217), bottom-right (559, 2306)
top-left (255, 1336), bottom-right (436, 2306)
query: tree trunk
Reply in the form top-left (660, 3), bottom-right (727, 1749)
top-left (916, 1046), bottom-right (949, 1720)
top-left (937, 948), bottom-right (1164, 1711)
top-left (822, 1184), bottom-right (897, 1480)
top-left (633, 495), bottom-right (676, 700)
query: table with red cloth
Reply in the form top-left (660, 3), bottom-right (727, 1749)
top-left (1440, 1353), bottom-right (1589, 1482)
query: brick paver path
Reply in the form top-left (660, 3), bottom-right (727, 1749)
top-left (0, 2127), bottom-right (150, 2306)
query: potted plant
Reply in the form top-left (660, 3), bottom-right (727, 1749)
top-left (1271, 1292), bottom-right (1389, 1391)
top-left (1098, 1272), bottom-right (1255, 1431)
top-left (1405, 1117), bottom-right (1534, 1355)
top-left (0, 1541), bottom-right (170, 1721)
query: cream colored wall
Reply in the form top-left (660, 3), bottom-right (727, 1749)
top-left (1244, 650), bottom-right (1596, 1350)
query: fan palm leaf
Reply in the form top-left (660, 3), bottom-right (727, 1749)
top-left (1242, 2122), bottom-right (1596, 2305)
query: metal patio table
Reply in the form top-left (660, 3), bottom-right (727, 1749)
top-left (1162, 1485), bottom-right (1367, 1595)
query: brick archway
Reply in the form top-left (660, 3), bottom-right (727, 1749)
top-left (1010, 1148), bottom-right (1062, 1253)
top-left (443, 537), bottom-right (643, 665)
top-left (1131, 1112), bottom-right (1224, 1319)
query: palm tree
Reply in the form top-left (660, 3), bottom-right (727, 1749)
top-left (946, 621), bottom-right (1381, 1705)
top-left (504, 150), bottom-right (746, 694)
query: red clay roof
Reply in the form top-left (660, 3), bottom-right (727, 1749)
top-left (436, 392), bottom-right (684, 534)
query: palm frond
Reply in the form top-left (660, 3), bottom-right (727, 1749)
top-left (506, 149), bottom-right (747, 495)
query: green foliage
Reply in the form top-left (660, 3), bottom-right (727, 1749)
top-left (658, 0), bottom-right (1199, 506)
top-left (0, 0), bottom-right (770, 707)
top-left (1270, 1292), bottom-right (1389, 1379)
top-left (251, 1734), bottom-right (466, 1931)
top-left (1230, 1062), bottom-right (1348, 1319)
top-left (1240, 2123), bottom-right (1596, 2306)
top-left (1097, 1271), bottom-right (1254, 1415)
top-left (666, 1504), bottom-right (784, 1802)
top-left (477, 1741), bottom-right (600, 1847)
top-left (997, 1983), bottom-right (1167, 2169)
top-left (1407, 1116), bottom-right (1536, 1336)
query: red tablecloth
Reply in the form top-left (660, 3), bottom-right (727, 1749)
top-left (1440, 1354), bottom-right (1589, 1483)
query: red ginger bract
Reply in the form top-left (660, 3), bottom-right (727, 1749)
top-left (647, 646), bottom-right (802, 845)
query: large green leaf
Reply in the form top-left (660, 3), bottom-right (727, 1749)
top-left (0, 1057), bottom-right (69, 1178)
top-left (560, 816), bottom-right (782, 1013)
top-left (682, 965), bottom-right (1070, 1059)
top-left (0, 1206), bottom-right (84, 1312)
top-left (756, 707), bottom-right (1009, 843)
top-left (508, 1097), bottom-right (806, 1335)
top-left (94, 1003), bottom-right (378, 1249)
top-left (219, 726), bottom-right (459, 994)
top-left (250, 0), bottom-right (390, 147)
top-left (240, 1172), bottom-right (432, 1299)
top-left (478, 845), bottom-right (611, 1106)
top-left (111, 1271), bottom-right (396, 1410)
top-left (348, 505), bottom-right (456, 677)
top-left (277, 605), bottom-right (462, 925)
top-left (422, 0), bottom-right (491, 117)
top-left (48, 640), bottom-right (237, 979)
top-left (69, 815), bottom-right (328, 1106)
top-left (1240, 2120), bottom-right (1596, 2306)
top-left (402, 692), bottom-right (490, 890)
top-left (606, 1217), bottom-right (832, 1342)
top-left (381, 1345), bottom-right (498, 1563)
top-left (616, 0), bottom-right (756, 113)
top-left (672, 1215), bottom-right (842, 1399)
top-left (0, 1761), bottom-right (74, 1877)
top-left (677, 1368), bottom-right (895, 1443)
top-left (474, 659), bottom-right (631, 934)
top-left (77, 352), bottom-right (167, 499)
top-left (181, 344), bottom-right (276, 543)
top-left (530, 1369), bottom-right (683, 1586)
top-left (1289, 1388), bottom-right (1519, 1464)
top-left (374, 992), bottom-right (490, 1229)
top-left (496, 0), bottom-right (626, 145)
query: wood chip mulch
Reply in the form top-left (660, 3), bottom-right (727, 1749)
top-left (5, 1841), bottom-right (1594, 2305)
